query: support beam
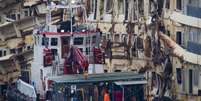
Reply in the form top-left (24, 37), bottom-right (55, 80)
top-left (13, 23), bottom-right (21, 37)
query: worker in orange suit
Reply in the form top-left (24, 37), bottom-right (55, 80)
top-left (103, 88), bottom-right (110, 101)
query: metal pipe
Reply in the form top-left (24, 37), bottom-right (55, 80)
top-left (120, 85), bottom-right (124, 101)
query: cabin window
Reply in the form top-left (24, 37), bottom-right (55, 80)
top-left (92, 36), bottom-right (96, 44)
top-left (10, 14), bottom-right (16, 20)
top-left (86, 36), bottom-right (91, 44)
top-left (42, 37), bottom-right (49, 46)
top-left (166, 0), bottom-right (170, 9)
top-left (176, 0), bottom-right (182, 10)
top-left (74, 37), bottom-right (84, 45)
top-left (10, 49), bottom-right (16, 54)
top-left (114, 34), bottom-right (120, 43)
top-left (118, 0), bottom-right (124, 14)
top-left (86, 47), bottom-right (90, 55)
top-left (17, 14), bottom-right (20, 20)
top-left (51, 38), bottom-right (58, 46)
top-left (17, 48), bottom-right (23, 53)
top-left (27, 46), bottom-right (31, 50)
top-left (0, 51), bottom-right (2, 57)
top-left (3, 50), bottom-right (6, 56)
top-left (24, 9), bottom-right (30, 16)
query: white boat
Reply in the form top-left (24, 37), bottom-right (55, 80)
top-left (31, 2), bottom-right (104, 99)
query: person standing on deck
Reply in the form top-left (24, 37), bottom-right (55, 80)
top-left (103, 88), bottom-right (110, 101)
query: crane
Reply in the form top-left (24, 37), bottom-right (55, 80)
top-left (64, 46), bottom-right (89, 74)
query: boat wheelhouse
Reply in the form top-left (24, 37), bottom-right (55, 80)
top-left (31, 2), bottom-right (104, 98)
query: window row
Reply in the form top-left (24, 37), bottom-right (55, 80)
top-left (41, 36), bottom-right (97, 46)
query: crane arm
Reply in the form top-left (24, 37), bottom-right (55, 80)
top-left (64, 46), bottom-right (89, 74)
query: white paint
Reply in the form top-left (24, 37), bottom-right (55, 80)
top-left (170, 11), bottom-right (201, 29)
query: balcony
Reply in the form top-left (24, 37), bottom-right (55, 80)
top-left (187, 5), bottom-right (201, 19)
top-left (170, 11), bottom-right (201, 28)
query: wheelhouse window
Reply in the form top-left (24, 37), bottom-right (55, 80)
top-left (86, 47), bottom-right (90, 55)
top-left (92, 36), bottom-right (96, 44)
top-left (42, 37), bottom-right (49, 46)
top-left (74, 37), bottom-right (84, 45)
top-left (51, 38), bottom-right (58, 46)
top-left (86, 36), bottom-right (91, 44)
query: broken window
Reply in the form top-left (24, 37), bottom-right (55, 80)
top-left (88, 0), bottom-right (95, 13)
top-left (182, 69), bottom-right (186, 93)
top-left (17, 14), bottom-right (20, 20)
top-left (10, 14), bottom-right (16, 20)
top-left (100, 0), bottom-right (104, 16)
top-left (114, 34), bottom-right (120, 43)
top-left (166, 0), bottom-right (170, 9)
top-left (92, 36), bottom-right (96, 44)
top-left (177, 0), bottom-right (182, 10)
top-left (74, 37), bottom-right (84, 45)
top-left (105, 0), bottom-right (113, 14)
top-left (51, 49), bottom-right (58, 60)
top-left (189, 69), bottom-right (193, 94)
top-left (17, 47), bottom-right (23, 53)
top-left (94, 0), bottom-right (97, 19)
top-left (3, 50), bottom-right (6, 56)
top-left (0, 51), bottom-right (2, 57)
top-left (176, 31), bottom-right (182, 45)
top-left (51, 38), bottom-right (58, 46)
top-left (193, 67), bottom-right (199, 86)
top-left (176, 68), bottom-right (182, 84)
top-left (125, 0), bottom-right (128, 20)
top-left (138, 0), bottom-right (144, 16)
top-left (23, 9), bottom-right (30, 17)
top-left (86, 47), bottom-right (90, 55)
top-left (10, 49), bottom-right (16, 54)
top-left (118, 0), bottom-right (124, 14)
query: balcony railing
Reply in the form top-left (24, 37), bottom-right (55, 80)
top-left (187, 5), bottom-right (201, 19)
top-left (187, 41), bottom-right (201, 55)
